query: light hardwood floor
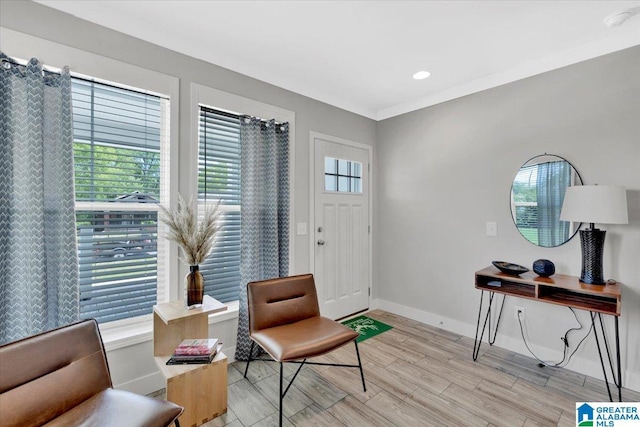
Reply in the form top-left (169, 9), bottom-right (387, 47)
top-left (159, 310), bottom-right (640, 427)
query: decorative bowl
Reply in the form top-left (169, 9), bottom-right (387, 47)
top-left (492, 261), bottom-right (529, 276)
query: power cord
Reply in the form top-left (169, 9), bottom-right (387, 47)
top-left (556, 321), bottom-right (593, 368)
top-left (517, 307), bottom-right (592, 368)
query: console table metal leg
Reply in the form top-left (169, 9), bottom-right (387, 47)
top-left (472, 291), bottom-right (487, 361)
top-left (472, 291), bottom-right (505, 361)
top-left (615, 316), bottom-right (622, 402)
top-left (599, 313), bottom-right (622, 401)
top-left (590, 312), bottom-right (622, 402)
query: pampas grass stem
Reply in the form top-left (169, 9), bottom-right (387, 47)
top-left (159, 194), bottom-right (221, 266)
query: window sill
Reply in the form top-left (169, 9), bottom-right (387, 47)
top-left (100, 300), bottom-right (240, 352)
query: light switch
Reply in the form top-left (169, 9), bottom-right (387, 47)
top-left (486, 221), bottom-right (498, 237)
top-left (297, 222), bottom-right (307, 236)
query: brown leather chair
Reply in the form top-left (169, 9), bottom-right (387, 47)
top-left (244, 274), bottom-right (366, 426)
top-left (0, 319), bottom-right (183, 427)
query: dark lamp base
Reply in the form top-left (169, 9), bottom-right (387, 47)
top-left (579, 228), bottom-right (606, 285)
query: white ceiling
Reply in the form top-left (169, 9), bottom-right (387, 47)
top-left (36, 1), bottom-right (640, 120)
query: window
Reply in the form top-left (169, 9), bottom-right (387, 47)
top-left (324, 157), bottom-right (362, 193)
top-left (198, 107), bottom-right (241, 302)
top-left (191, 83), bottom-right (295, 302)
top-left (72, 77), bottom-right (169, 323)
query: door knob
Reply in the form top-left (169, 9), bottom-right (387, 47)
top-left (317, 239), bottom-right (325, 246)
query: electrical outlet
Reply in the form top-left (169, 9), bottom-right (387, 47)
top-left (515, 306), bottom-right (525, 321)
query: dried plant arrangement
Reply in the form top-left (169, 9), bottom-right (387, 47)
top-left (159, 194), bottom-right (221, 266)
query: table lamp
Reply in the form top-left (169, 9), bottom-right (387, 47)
top-left (560, 185), bottom-right (628, 284)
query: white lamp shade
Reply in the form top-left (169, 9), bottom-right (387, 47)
top-left (560, 185), bottom-right (628, 225)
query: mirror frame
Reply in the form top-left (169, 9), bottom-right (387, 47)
top-left (510, 153), bottom-right (583, 247)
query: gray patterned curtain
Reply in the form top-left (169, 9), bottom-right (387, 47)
top-left (235, 117), bottom-right (289, 360)
top-left (537, 161), bottom-right (571, 247)
top-left (0, 54), bottom-right (79, 344)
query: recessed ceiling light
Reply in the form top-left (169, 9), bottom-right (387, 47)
top-left (603, 7), bottom-right (640, 27)
top-left (604, 11), bottom-right (632, 27)
top-left (413, 71), bottom-right (431, 80)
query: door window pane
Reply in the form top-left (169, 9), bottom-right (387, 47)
top-left (353, 177), bottom-right (362, 193)
top-left (325, 157), bottom-right (337, 174)
top-left (338, 159), bottom-right (349, 175)
top-left (338, 176), bottom-right (349, 192)
top-left (325, 175), bottom-right (337, 192)
top-left (324, 156), bottom-right (363, 194)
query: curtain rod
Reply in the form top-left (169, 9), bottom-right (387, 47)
top-left (3, 55), bottom-right (286, 128)
top-left (201, 105), bottom-right (288, 127)
top-left (1, 55), bottom-right (29, 71)
top-left (0, 55), bottom-right (67, 79)
top-left (1, 53), bottom-right (166, 99)
top-left (241, 115), bottom-right (288, 128)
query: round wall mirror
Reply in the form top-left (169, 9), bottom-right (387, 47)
top-left (510, 154), bottom-right (582, 247)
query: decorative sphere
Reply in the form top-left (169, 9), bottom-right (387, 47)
top-left (533, 259), bottom-right (555, 277)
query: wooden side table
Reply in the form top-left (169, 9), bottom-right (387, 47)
top-left (153, 295), bottom-right (228, 427)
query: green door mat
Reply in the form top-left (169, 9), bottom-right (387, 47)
top-left (341, 315), bottom-right (393, 343)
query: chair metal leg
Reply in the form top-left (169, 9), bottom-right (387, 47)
top-left (174, 419), bottom-right (180, 427)
top-left (243, 341), bottom-right (255, 378)
top-left (283, 359), bottom-right (306, 398)
top-left (279, 362), bottom-right (284, 427)
top-left (354, 340), bottom-right (366, 392)
top-left (249, 339), bottom-right (366, 426)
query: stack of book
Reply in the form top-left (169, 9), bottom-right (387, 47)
top-left (166, 338), bottom-right (221, 365)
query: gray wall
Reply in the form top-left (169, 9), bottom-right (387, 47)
top-left (0, 0), bottom-right (377, 277)
top-left (376, 46), bottom-right (640, 389)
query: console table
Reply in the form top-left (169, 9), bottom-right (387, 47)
top-left (472, 266), bottom-right (622, 401)
top-left (153, 295), bottom-right (228, 427)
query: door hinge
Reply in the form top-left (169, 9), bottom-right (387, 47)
top-left (368, 163), bottom-right (370, 172)
top-left (368, 288), bottom-right (371, 296)
top-left (368, 225), bottom-right (371, 234)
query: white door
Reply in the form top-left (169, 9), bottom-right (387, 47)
top-left (312, 134), bottom-right (370, 320)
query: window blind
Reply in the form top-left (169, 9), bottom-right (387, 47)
top-left (198, 107), bottom-right (241, 302)
top-left (77, 211), bottom-right (158, 323)
top-left (72, 78), bottom-right (161, 202)
top-left (72, 77), bottom-right (164, 323)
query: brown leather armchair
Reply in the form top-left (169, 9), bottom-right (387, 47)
top-left (0, 319), bottom-right (183, 427)
top-left (244, 274), bottom-right (366, 426)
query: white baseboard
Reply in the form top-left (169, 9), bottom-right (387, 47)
top-left (372, 298), bottom-right (639, 393)
top-left (372, 298), bottom-right (477, 337)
